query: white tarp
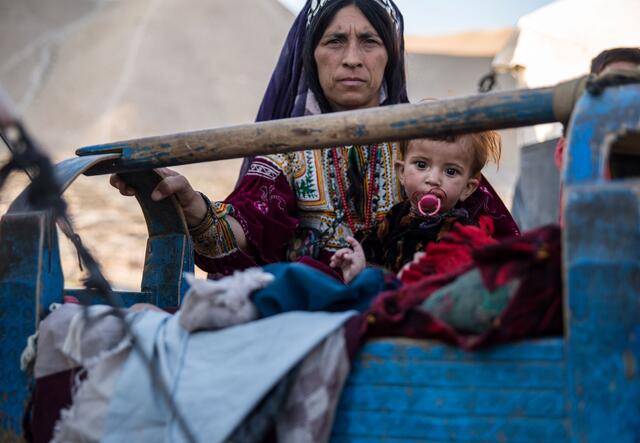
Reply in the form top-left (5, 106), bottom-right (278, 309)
top-left (494, 0), bottom-right (640, 88)
top-left (493, 0), bottom-right (640, 143)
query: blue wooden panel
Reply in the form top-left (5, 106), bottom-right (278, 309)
top-left (335, 339), bottom-right (569, 441)
top-left (332, 438), bottom-right (482, 443)
top-left (0, 212), bottom-right (60, 434)
top-left (359, 338), bottom-right (564, 362)
top-left (564, 181), bottom-right (640, 443)
top-left (141, 234), bottom-right (192, 308)
top-left (339, 385), bottom-right (567, 418)
top-left (564, 185), bottom-right (639, 263)
top-left (349, 359), bottom-right (566, 389)
top-left (564, 85), bottom-right (640, 185)
top-left (118, 171), bottom-right (193, 308)
top-left (332, 411), bottom-right (568, 442)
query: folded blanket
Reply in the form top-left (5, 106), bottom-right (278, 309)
top-left (101, 310), bottom-right (354, 443)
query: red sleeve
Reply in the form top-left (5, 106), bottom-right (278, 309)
top-left (195, 158), bottom-right (299, 275)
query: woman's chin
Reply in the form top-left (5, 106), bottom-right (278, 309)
top-left (329, 94), bottom-right (378, 111)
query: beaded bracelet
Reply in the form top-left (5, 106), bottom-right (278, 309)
top-left (188, 192), bottom-right (216, 236)
top-left (189, 193), bottom-right (239, 258)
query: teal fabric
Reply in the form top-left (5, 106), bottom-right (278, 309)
top-left (253, 263), bottom-right (386, 317)
top-left (421, 269), bottom-right (520, 334)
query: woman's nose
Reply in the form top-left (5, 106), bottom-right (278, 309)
top-left (342, 41), bottom-right (363, 68)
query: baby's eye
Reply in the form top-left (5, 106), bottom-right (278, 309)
top-left (415, 160), bottom-right (427, 169)
top-left (445, 167), bottom-right (459, 176)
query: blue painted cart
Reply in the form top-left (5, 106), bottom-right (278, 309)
top-left (0, 80), bottom-right (638, 442)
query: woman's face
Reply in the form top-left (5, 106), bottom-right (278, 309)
top-left (314, 5), bottom-right (389, 111)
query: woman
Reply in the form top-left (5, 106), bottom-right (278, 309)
top-left (112, 0), bottom-right (518, 277)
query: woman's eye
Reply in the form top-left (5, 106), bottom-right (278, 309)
top-left (323, 38), bottom-right (342, 47)
top-left (445, 167), bottom-right (458, 176)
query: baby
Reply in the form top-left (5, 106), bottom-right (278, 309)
top-left (178, 131), bottom-right (501, 331)
top-left (330, 131), bottom-right (501, 282)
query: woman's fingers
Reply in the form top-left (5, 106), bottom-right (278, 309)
top-left (154, 167), bottom-right (180, 179)
top-left (109, 174), bottom-right (136, 196)
top-left (151, 174), bottom-right (187, 201)
top-left (150, 170), bottom-right (208, 226)
top-left (109, 168), bottom-right (207, 227)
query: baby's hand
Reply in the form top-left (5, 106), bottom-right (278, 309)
top-left (329, 236), bottom-right (366, 283)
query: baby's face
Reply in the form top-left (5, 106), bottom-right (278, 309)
top-left (396, 137), bottom-right (479, 214)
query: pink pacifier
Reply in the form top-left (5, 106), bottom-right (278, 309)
top-left (417, 194), bottom-right (441, 217)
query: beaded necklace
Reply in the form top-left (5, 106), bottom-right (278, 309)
top-left (330, 144), bottom-right (380, 236)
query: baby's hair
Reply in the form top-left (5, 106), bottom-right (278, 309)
top-left (399, 130), bottom-right (501, 176)
top-left (466, 131), bottom-right (501, 175)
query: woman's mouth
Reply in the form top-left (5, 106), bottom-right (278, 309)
top-left (338, 78), bottom-right (365, 87)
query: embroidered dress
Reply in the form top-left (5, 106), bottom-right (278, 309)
top-left (195, 143), bottom-right (403, 275)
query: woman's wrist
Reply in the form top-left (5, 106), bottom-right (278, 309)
top-left (188, 192), bottom-right (215, 234)
top-left (189, 194), bottom-right (240, 258)
top-left (185, 192), bottom-right (209, 228)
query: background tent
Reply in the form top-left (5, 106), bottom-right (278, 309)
top-left (491, 0), bottom-right (640, 229)
top-left (493, 0), bottom-right (640, 144)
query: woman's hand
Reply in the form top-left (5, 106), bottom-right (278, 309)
top-left (109, 168), bottom-right (207, 227)
top-left (329, 236), bottom-right (366, 283)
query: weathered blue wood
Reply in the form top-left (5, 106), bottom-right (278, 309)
top-left (339, 385), bottom-right (567, 417)
top-left (142, 234), bottom-right (193, 307)
top-left (349, 358), bottom-right (566, 389)
top-left (332, 438), bottom-right (469, 443)
top-left (332, 411), bottom-right (569, 442)
top-left (117, 171), bottom-right (193, 307)
top-left (564, 85), bottom-right (640, 186)
top-left (333, 339), bottom-right (569, 442)
top-left (8, 162), bottom-right (193, 309)
top-left (0, 160), bottom-right (191, 434)
top-left (0, 212), bottom-right (62, 435)
top-left (357, 338), bottom-right (565, 361)
top-left (564, 181), bottom-right (640, 443)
